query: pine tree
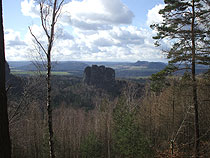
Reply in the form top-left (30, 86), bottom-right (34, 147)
top-left (80, 132), bottom-right (103, 158)
top-left (151, 0), bottom-right (210, 157)
top-left (113, 98), bottom-right (151, 158)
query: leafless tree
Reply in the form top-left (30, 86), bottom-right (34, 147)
top-left (29, 0), bottom-right (64, 157)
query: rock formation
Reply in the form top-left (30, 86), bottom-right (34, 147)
top-left (83, 65), bottom-right (115, 88)
top-left (5, 62), bottom-right (10, 80)
top-left (5, 62), bottom-right (23, 95)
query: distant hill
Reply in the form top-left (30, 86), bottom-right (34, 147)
top-left (8, 60), bottom-right (209, 78)
top-left (13, 61), bottom-right (89, 72)
top-left (53, 61), bottom-right (89, 71)
top-left (8, 61), bottom-right (31, 69)
top-left (133, 61), bottom-right (167, 69)
top-left (7, 61), bottom-right (169, 78)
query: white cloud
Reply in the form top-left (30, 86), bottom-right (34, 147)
top-left (14, 1), bottom-right (167, 62)
top-left (50, 25), bottom-right (165, 62)
top-left (5, 25), bottom-right (165, 62)
top-left (5, 29), bottom-right (29, 61)
top-left (21, 0), bottom-right (134, 30)
top-left (146, 4), bottom-right (165, 27)
top-left (5, 29), bottom-right (26, 47)
top-left (61, 0), bottom-right (134, 29)
top-left (21, 0), bottom-right (39, 18)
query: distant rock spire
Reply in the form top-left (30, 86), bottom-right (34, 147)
top-left (83, 65), bottom-right (115, 88)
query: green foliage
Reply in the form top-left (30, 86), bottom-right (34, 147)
top-left (80, 132), bottom-right (104, 158)
top-left (152, 0), bottom-right (210, 66)
top-left (113, 98), bottom-right (152, 158)
top-left (51, 76), bottom-right (96, 109)
top-left (181, 72), bottom-right (191, 81)
top-left (150, 64), bottom-right (177, 93)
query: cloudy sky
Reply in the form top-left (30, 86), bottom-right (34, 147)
top-left (3, 0), bottom-right (166, 62)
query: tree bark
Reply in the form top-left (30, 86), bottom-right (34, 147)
top-left (47, 53), bottom-right (55, 158)
top-left (191, 0), bottom-right (200, 157)
top-left (0, 0), bottom-right (11, 157)
top-left (29, 0), bottom-right (64, 157)
top-left (47, 1), bottom-right (58, 157)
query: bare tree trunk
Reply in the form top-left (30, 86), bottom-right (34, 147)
top-left (29, 0), bottom-right (64, 157)
top-left (47, 53), bottom-right (55, 158)
top-left (0, 0), bottom-right (11, 157)
top-left (191, 0), bottom-right (200, 157)
top-left (47, 0), bottom-right (57, 157)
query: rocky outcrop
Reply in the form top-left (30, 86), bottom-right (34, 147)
top-left (5, 62), bottom-right (24, 96)
top-left (84, 65), bottom-right (115, 88)
top-left (5, 62), bottom-right (10, 80)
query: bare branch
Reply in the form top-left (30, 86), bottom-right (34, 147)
top-left (173, 104), bottom-right (192, 142)
top-left (40, 2), bottom-right (50, 40)
top-left (54, 0), bottom-right (64, 24)
top-left (55, 0), bottom-right (64, 16)
top-left (28, 26), bottom-right (47, 56)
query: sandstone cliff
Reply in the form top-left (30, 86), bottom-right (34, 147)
top-left (83, 65), bottom-right (115, 89)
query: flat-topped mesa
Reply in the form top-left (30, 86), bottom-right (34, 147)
top-left (83, 65), bottom-right (115, 88)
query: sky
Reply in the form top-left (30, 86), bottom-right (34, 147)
top-left (3, 0), bottom-right (166, 62)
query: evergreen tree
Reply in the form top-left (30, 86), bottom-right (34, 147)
top-left (113, 98), bottom-right (151, 158)
top-left (80, 132), bottom-right (104, 158)
top-left (150, 64), bottom-right (176, 93)
top-left (151, 0), bottom-right (210, 157)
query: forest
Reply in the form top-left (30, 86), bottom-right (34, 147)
top-left (5, 63), bottom-right (210, 158)
top-left (0, 0), bottom-right (210, 158)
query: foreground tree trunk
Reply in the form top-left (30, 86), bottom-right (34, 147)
top-left (0, 0), bottom-right (11, 157)
top-left (47, 51), bottom-right (54, 158)
top-left (46, 1), bottom-right (57, 157)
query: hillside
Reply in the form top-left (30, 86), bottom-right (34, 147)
top-left (8, 60), bottom-right (168, 78)
top-left (8, 60), bottom-right (209, 78)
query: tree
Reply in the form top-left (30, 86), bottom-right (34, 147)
top-left (113, 98), bottom-right (151, 158)
top-left (80, 132), bottom-right (104, 158)
top-left (150, 64), bottom-right (176, 94)
top-left (0, 0), bottom-right (11, 157)
top-left (152, 0), bottom-right (210, 157)
top-left (29, 0), bottom-right (64, 157)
